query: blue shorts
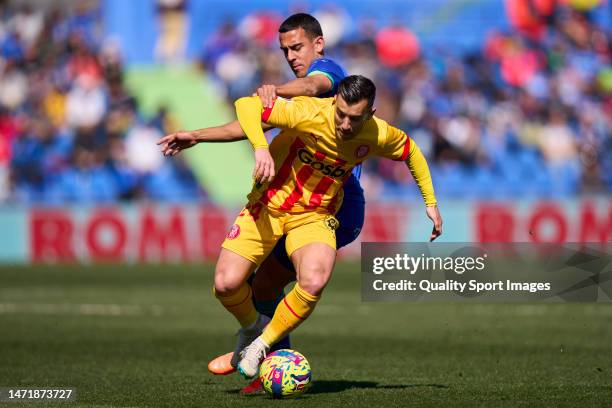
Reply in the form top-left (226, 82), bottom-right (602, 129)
top-left (272, 174), bottom-right (365, 271)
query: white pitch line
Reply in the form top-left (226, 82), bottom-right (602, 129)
top-left (0, 303), bottom-right (165, 316)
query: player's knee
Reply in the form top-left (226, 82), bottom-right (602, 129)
top-left (213, 265), bottom-right (243, 296)
top-left (298, 264), bottom-right (331, 296)
top-left (299, 277), bottom-right (328, 296)
top-left (213, 279), bottom-right (239, 297)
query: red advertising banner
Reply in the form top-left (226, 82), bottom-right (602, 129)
top-left (15, 199), bottom-right (612, 264)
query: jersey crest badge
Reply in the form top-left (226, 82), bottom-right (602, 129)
top-left (226, 224), bottom-right (241, 240)
top-left (355, 144), bottom-right (370, 158)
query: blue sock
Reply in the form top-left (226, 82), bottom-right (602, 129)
top-left (254, 292), bottom-right (291, 351)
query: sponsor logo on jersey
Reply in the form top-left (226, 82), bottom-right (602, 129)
top-left (297, 149), bottom-right (349, 178)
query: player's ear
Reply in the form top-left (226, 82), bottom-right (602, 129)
top-left (314, 36), bottom-right (324, 54)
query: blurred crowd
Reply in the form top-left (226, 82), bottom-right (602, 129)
top-left (0, 1), bottom-right (203, 204)
top-left (200, 2), bottom-right (611, 201)
top-left (0, 1), bottom-right (609, 205)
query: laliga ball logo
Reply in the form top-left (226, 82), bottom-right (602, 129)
top-left (226, 224), bottom-right (240, 240)
top-left (259, 349), bottom-right (312, 398)
top-left (324, 216), bottom-right (339, 231)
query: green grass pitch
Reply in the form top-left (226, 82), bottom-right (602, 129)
top-left (1, 264), bottom-right (611, 407)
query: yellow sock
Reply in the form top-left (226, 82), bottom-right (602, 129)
top-left (261, 283), bottom-right (320, 346)
top-left (214, 283), bottom-right (257, 328)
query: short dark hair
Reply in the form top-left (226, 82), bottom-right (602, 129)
top-left (338, 75), bottom-right (376, 108)
top-left (278, 13), bottom-right (323, 39)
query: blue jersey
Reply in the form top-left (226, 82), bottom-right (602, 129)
top-left (306, 58), bottom-right (347, 98)
top-left (306, 58), bottom-right (363, 188)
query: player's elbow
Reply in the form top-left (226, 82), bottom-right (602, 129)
top-left (304, 82), bottom-right (320, 97)
top-left (301, 78), bottom-right (326, 97)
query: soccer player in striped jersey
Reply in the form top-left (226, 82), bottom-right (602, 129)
top-left (158, 13), bottom-right (365, 393)
top-left (210, 75), bottom-right (442, 378)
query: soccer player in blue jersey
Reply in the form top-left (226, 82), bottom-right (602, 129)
top-left (158, 13), bottom-right (364, 393)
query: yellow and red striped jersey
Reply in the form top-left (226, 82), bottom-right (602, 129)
top-left (246, 96), bottom-right (411, 214)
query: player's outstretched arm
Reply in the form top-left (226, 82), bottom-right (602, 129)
top-left (256, 75), bottom-right (332, 108)
top-left (377, 123), bottom-right (442, 240)
top-left (404, 140), bottom-right (443, 241)
top-left (157, 120), bottom-right (273, 157)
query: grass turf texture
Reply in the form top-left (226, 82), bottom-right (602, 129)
top-left (0, 264), bottom-right (610, 407)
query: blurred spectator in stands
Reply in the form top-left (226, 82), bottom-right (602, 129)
top-left (214, 42), bottom-right (258, 102)
top-left (124, 122), bottom-right (164, 175)
top-left (0, 61), bottom-right (28, 110)
top-left (200, 19), bottom-right (240, 72)
top-left (0, 107), bottom-right (17, 201)
top-left (65, 74), bottom-right (106, 129)
top-left (538, 106), bottom-right (578, 166)
top-left (12, 4), bottom-right (44, 50)
top-left (314, 5), bottom-right (350, 48)
top-left (238, 11), bottom-right (281, 47)
top-left (155, 0), bottom-right (188, 63)
top-left (48, 147), bottom-right (118, 203)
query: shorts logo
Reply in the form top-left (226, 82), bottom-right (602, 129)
top-left (355, 145), bottom-right (370, 158)
top-left (324, 216), bottom-right (339, 231)
top-left (226, 224), bottom-right (241, 240)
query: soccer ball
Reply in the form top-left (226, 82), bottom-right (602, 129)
top-left (259, 349), bottom-right (312, 398)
